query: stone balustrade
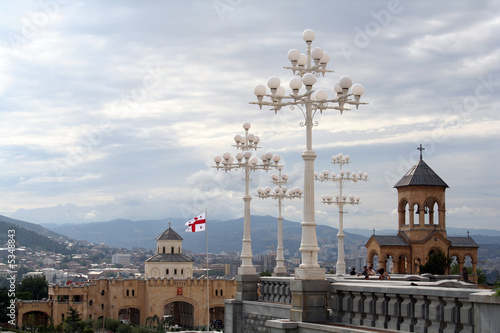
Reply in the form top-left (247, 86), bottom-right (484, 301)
top-left (259, 277), bottom-right (292, 304)
top-left (329, 280), bottom-right (478, 333)
top-left (226, 275), bottom-right (500, 333)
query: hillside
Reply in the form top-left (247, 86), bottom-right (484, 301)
top-left (0, 219), bottom-right (70, 254)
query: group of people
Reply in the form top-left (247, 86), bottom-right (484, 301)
top-left (351, 265), bottom-right (390, 280)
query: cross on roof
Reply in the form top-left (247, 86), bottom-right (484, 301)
top-left (417, 144), bottom-right (425, 160)
top-left (169, 222), bottom-right (172, 228)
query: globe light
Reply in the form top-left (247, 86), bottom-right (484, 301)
top-left (339, 76), bottom-right (353, 89)
top-left (311, 47), bottom-right (323, 61)
top-left (351, 83), bottom-right (365, 96)
top-left (288, 49), bottom-right (301, 62)
top-left (267, 76), bottom-right (281, 89)
top-left (302, 73), bottom-right (317, 86)
top-left (302, 29), bottom-right (315, 42)
top-left (320, 52), bottom-right (330, 65)
top-left (254, 84), bottom-right (266, 97)
top-left (315, 89), bottom-right (327, 100)
top-left (289, 77), bottom-right (303, 90)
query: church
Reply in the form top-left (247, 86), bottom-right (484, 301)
top-left (365, 147), bottom-right (479, 276)
top-left (16, 225), bottom-right (237, 329)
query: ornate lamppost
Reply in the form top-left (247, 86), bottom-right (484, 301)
top-left (315, 153), bottom-right (368, 275)
top-left (251, 29), bottom-right (368, 280)
top-left (257, 167), bottom-right (302, 276)
top-left (213, 122), bottom-right (281, 276)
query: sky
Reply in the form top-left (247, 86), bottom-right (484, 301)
top-left (0, 0), bottom-right (499, 231)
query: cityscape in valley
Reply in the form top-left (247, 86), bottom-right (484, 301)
top-left (2, 214), bottom-right (500, 285)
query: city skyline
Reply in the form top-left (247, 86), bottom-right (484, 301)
top-left (0, 1), bottom-right (499, 230)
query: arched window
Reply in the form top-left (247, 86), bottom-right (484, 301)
top-left (174, 269), bottom-right (177, 275)
top-left (215, 290), bottom-right (218, 296)
top-left (126, 290), bottom-right (129, 297)
top-left (163, 247), bottom-right (166, 254)
top-left (89, 300), bottom-right (93, 306)
top-left (221, 290), bottom-right (223, 297)
top-left (101, 290), bottom-right (105, 296)
top-left (171, 247), bottom-right (174, 254)
top-left (181, 269), bottom-right (184, 275)
top-left (132, 290), bottom-right (135, 296)
top-left (166, 269), bottom-right (169, 275)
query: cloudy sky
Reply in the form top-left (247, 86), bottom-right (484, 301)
top-left (1, 0), bottom-right (499, 232)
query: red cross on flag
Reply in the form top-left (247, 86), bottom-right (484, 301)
top-left (185, 212), bottom-right (206, 232)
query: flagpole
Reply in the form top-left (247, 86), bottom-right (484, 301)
top-left (205, 208), bottom-right (209, 332)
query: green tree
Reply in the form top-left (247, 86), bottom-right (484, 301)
top-left (259, 270), bottom-right (272, 277)
top-left (64, 307), bottom-right (85, 333)
top-left (18, 275), bottom-right (48, 300)
top-left (477, 267), bottom-right (488, 284)
top-left (419, 251), bottom-right (452, 275)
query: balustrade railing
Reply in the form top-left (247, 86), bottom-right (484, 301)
top-left (258, 276), bottom-right (292, 304)
top-left (330, 282), bottom-right (477, 332)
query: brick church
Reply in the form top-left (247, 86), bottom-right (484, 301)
top-left (365, 146), bottom-right (478, 276)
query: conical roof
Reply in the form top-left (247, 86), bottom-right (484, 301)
top-left (157, 226), bottom-right (183, 241)
top-left (394, 159), bottom-right (449, 188)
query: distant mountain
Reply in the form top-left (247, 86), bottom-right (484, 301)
top-left (44, 215), bottom-right (369, 254)
top-left (0, 216), bottom-right (70, 254)
top-left (0, 215), bottom-right (64, 239)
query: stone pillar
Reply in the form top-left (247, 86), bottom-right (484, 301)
top-left (399, 296), bottom-right (414, 332)
top-left (236, 274), bottom-right (259, 301)
top-left (413, 295), bottom-right (427, 333)
top-left (289, 279), bottom-right (328, 323)
top-left (387, 295), bottom-right (401, 330)
top-left (223, 299), bottom-right (242, 333)
top-left (392, 259), bottom-right (399, 274)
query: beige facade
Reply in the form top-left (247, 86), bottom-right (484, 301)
top-left (17, 276), bottom-right (236, 328)
top-left (16, 226), bottom-right (237, 329)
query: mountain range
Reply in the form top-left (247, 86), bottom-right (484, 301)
top-left (2, 215), bottom-right (500, 256)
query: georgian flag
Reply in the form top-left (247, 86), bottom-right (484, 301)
top-left (185, 212), bottom-right (206, 232)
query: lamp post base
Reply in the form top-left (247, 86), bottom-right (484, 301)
top-left (235, 274), bottom-right (259, 301)
top-left (273, 266), bottom-right (288, 277)
top-left (294, 267), bottom-right (325, 280)
top-left (290, 279), bottom-right (329, 323)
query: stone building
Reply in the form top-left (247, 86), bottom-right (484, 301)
top-left (144, 225), bottom-right (194, 279)
top-left (365, 149), bottom-right (479, 275)
top-left (16, 225), bottom-right (237, 329)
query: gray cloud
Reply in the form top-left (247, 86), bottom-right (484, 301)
top-left (0, 0), bottom-right (498, 231)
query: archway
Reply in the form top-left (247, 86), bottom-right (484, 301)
top-left (22, 311), bottom-right (49, 328)
top-left (398, 255), bottom-right (408, 274)
top-left (118, 307), bottom-right (141, 325)
top-left (414, 257), bottom-right (421, 274)
top-left (164, 301), bottom-right (194, 329)
top-left (210, 306), bottom-right (225, 329)
top-left (372, 255), bottom-right (379, 271)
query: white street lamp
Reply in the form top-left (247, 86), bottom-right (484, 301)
top-left (213, 123), bottom-right (281, 275)
top-left (257, 167), bottom-right (302, 276)
top-left (315, 153), bottom-right (368, 275)
top-left (251, 29), bottom-right (368, 280)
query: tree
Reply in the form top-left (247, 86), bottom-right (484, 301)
top-left (419, 251), bottom-right (452, 275)
top-left (64, 307), bottom-right (85, 333)
top-left (18, 275), bottom-right (48, 300)
top-left (259, 270), bottom-right (272, 277)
